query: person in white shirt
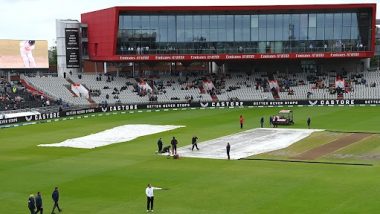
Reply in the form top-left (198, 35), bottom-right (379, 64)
top-left (145, 184), bottom-right (162, 212)
top-left (20, 40), bottom-right (36, 68)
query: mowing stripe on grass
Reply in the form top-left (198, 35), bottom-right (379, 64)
top-left (292, 133), bottom-right (372, 160)
top-left (239, 158), bottom-right (373, 166)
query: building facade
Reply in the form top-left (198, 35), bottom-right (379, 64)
top-left (77, 4), bottom-right (376, 73)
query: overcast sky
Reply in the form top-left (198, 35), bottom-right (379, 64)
top-left (0, 0), bottom-right (377, 47)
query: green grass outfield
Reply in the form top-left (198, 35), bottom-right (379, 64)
top-left (1, 106), bottom-right (380, 213)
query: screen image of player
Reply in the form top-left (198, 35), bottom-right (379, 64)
top-left (0, 39), bottom-right (49, 68)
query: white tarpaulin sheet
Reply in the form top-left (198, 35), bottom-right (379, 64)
top-left (175, 128), bottom-right (322, 160)
top-left (38, 124), bottom-right (184, 149)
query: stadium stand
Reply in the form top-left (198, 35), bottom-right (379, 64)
top-left (15, 69), bottom-right (380, 107)
top-left (0, 77), bottom-right (57, 111)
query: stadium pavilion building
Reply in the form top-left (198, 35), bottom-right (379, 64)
top-left (56, 4), bottom-right (377, 76)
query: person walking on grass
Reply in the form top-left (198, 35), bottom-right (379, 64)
top-left (28, 194), bottom-right (36, 214)
top-left (260, 117), bottom-right (264, 128)
top-left (51, 187), bottom-right (62, 214)
top-left (146, 184), bottom-right (162, 212)
top-left (239, 115), bottom-right (244, 129)
top-left (35, 191), bottom-right (43, 214)
top-left (226, 143), bottom-right (231, 160)
top-left (307, 117), bottom-right (311, 129)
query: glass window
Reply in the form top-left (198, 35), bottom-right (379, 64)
top-left (194, 16), bottom-right (201, 28)
top-left (282, 14), bottom-right (290, 40)
top-left (168, 16), bottom-right (176, 42)
top-left (185, 16), bottom-right (193, 29)
top-left (333, 13), bottom-right (342, 40)
top-left (201, 15), bottom-right (209, 29)
top-left (325, 27), bottom-right (333, 40)
top-left (351, 13), bottom-right (358, 27)
top-left (300, 14), bottom-right (308, 28)
top-left (350, 27), bottom-right (358, 40)
top-left (150, 16), bottom-right (159, 30)
top-left (132, 16), bottom-right (141, 29)
top-left (235, 15), bottom-right (242, 41)
top-left (325, 14), bottom-right (333, 28)
top-left (210, 29), bottom-right (217, 41)
top-left (308, 28), bottom-right (316, 40)
top-left (242, 15), bottom-right (250, 41)
top-left (251, 15), bottom-right (258, 28)
top-left (316, 14), bottom-right (324, 28)
top-left (218, 28), bottom-right (226, 41)
top-left (316, 27), bottom-right (324, 40)
top-left (342, 13), bottom-right (351, 27)
top-left (267, 15), bottom-right (275, 28)
top-left (251, 28), bottom-right (259, 41)
top-left (141, 16), bottom-right (149, 29)
top-left (267, 28), bottom-right (275, 41)
top-left (177, 16), bottom-right (185, 42)
top-left (309, 14), bottom-right (316, 28)
top-left (217, 15), bottom-right (226, 29)
top-left (194, 29), bottom-right (202, 41)
top-left (291, 14), bottom-right (300, 40)
top-left (259, 28), bottom-right (266, 41)
top-left (210, 16), bottom-right (217, 28)
top-left (274, 15), bottom-right (283, 41)
top-left (184, 27), bottom-right (193, 42)
top-left (226, 29), bottom-right (234, 41)
top-left (342, 26), bottom-right (351, 40)
top-left (258, 15), bottom-right (266, 28)
top-left (159, 16), bottom-right (168, 28)
top-left (119, 16), bottom-right (124, 29)
top-left (201, 28), bottom-right (209, 41)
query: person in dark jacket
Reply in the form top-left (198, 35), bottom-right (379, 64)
top-left (307, 117), bottom-right (311, 129)
top-left (28, 194), bottom-right (36, 214)
top-left (260, 117), bottom-right (264, 128)
top-left (51, 187), bottom-right (62, 214)
top-left (269, 116), bottom-right (273, 128)
top-left (157, 138), bottom-right (163, 153)
top-left (35, 191), bottom-right (43, 214)
top-left (226, 143), bottom-right (231, 160)
top-left (191, 136), bottom-right (199, 151)
top-left (171, 137), bottom-right (178, 155)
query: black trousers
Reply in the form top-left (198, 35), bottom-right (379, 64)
top-left (29, 208), bottom-right (35, 214)
top-left (192, 143), bottom-right (199, 150)
top-left (172, 145), bottom-right (177, 154)
top-left (158, 144), bottom-right (163, 152)
top-left (147, 196), bottom-right (154, 210)
top-left (227, 151), bottom-right (230, 160)
top-left (240, 123), bottom-right (243, 129)
top-left (36, 206), bottom-right (43, 214)
top-left (52, 201), bottom-right (61, 213)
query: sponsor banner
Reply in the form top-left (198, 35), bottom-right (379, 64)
top-left (63, 108), bottom-right (96, 116)
top-left (0, 99), bottom-right (378, 126)
top-left (113, 51), bottom-right (373, 62)
top-left (0, 117), bottom-right (18, 125)
top-left (103, 104), bottom-right (139, 112)
top-left (24, 112), bottom-right (61, 122)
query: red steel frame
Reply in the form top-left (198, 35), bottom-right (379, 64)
top-left (81, 4), bottom-right (376, 62)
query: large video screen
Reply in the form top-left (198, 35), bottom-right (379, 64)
top-left (0, 40), bottom-right (49, 69)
